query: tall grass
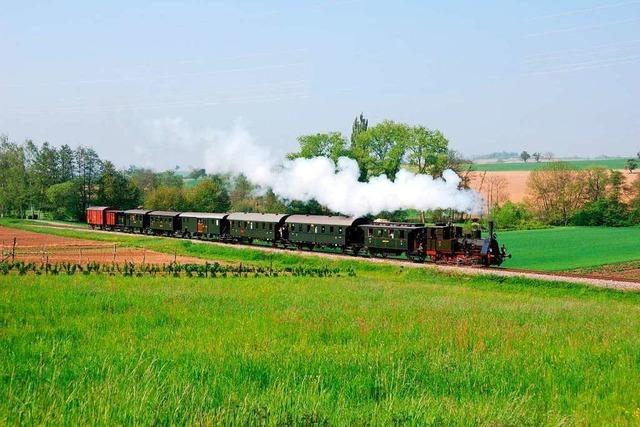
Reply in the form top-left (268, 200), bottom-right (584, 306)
top-left (1, 272), bottom-right (640, 424)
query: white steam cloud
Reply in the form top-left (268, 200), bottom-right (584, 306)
top-left (152, 118), bottom-right (483, 217)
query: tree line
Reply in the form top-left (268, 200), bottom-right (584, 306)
top-left (1, 114), bottom-right (469, 222)
top-left (491, 162), bottom-right (640, 228)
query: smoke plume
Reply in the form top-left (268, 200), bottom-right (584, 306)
top-left (153, 119), bottom-right (483, 216)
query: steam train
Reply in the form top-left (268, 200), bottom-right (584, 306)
top-left (86, 207), bottom-right (509, 266)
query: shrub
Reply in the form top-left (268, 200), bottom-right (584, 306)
top-left (571, 198), bottom-right (631, 227)
top-left (491, 202), bottom-right (543, 230)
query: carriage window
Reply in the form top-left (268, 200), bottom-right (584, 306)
top-left (338, 227), bottom-right (343, 234)
top-left (269, 223), bottom-right (273, 230)
top-left (389, 230), bottom-right (395, 239)
top-left (321, 226), bottom-right (325, 233)
top-left (216, 220), bottom-right (219, 225)
top-left (376, 229), bottom-right (382, 237)
top-left (399, 230), bottom-right (405, 239)
top-left (262, 222), bottom-right (265, 229)
top-left (307, 225), bottom-right (311, 232)
top-left (314, 226), bottom-right (318, 233)
top-left (368, 228), bottom-right (373, 237)
top-left (329, 226), bottom-right (334, 233)
top-left (298, 224), bottom-right (302, 232)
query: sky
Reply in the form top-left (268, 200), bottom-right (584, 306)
top-left (1, 0), bottom-right (639, 170)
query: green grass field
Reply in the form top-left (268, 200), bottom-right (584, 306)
top-left (2, 271), bottom-right (640, 424)
top-left (470, 158), bottom-right (628, 172)
top-left (498, 226), bottom-right (640, 271)
top-left (1, 220), bottom-right (640, 423)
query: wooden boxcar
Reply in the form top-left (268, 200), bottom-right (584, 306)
top-left (105, 209), bottom-right (125, 230)
top-left (124, 209), bottom-right (152, 232)
top-left (361, 222), bottom-right (427, 260)
top-left (227, 213), bottom-right (289, 242)
top-left (86, 206), bottom-right (111, 229)
top-left (285, 215), bottom-right (368, 249)
top-left (179, 212), bottom-right (228, 238)
top-left (148, 211), bottom-right (181, 235)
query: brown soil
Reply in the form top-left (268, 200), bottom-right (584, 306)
top-left (470, 170), bottom-right (639, 204)
top-left (0, 226), bottom-right (206, 265)
top-left (570, 262), bottom-right (640, 281)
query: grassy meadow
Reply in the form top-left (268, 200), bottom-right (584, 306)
top-left (498, 226), bottom-right (640, 271)
top-left (2, 270), bottom-right (640, 425)
top-left (470, 158), bottom-right (628, 172)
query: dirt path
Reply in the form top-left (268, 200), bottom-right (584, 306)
top-left (14, 222), bottom-right (640, 292)
top-left (0, 226), bottom-right (206, 265)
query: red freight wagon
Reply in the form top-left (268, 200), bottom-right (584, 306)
top-left (86, 206), bottom-right (111, 229)
top-left (105, 209), bottom-right (125, 230)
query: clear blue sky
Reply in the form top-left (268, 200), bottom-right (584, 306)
top-left (1, 0), bottom-right (639, 169)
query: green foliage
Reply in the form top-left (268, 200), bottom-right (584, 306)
top-left (490, 201), bottom-right (543, 230)
top-left (0, 136), bottom-right (28, 216)
top-left (350, 112), bottom-right (368, 144)
top-left (405, 126), bottom-right (449, 176)
top-left (571, 198), bottom-right (631, 227)
top-left (625, 158), bottom-right (638, 174)
top-left (287, 132), bottom-right (348, 164)
top-left (351, 120), bottom-right (411, 181)
top-left (185, 176), bottom-right (230, 213)
top-left (144, 186), bottom-right (187, 211)
top-left (96, 161), bottom-right (141, 209)
top-left (46, 181), bottom-right (82, 220)
top-left (519, 150), bottom-right (530, 162)
top-left (188, 168), bottom-right (206, 180)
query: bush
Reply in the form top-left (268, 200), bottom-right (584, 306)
top-left (490, 201), bottom-right (543, 230)
top-left (571, 198), bottom-right (631, 227)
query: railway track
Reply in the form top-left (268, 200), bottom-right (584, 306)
top-left (23, 220), bottom-right (640, 291)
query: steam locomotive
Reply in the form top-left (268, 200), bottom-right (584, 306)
top-left (86, 207), bottom-right (509, 266)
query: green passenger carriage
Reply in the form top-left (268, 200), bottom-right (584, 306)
top-left (285, 215), bottom-right (367, 250)
top-left (227, 213), bottom-right (289, 243)
top-left (178, 212), bottom-right (228, 238)
top-left (148, 211), bottom-right (181, 235)
top-left (124, 209), bottom-right (152, 232)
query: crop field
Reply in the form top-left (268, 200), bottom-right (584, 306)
top-left (498, 226), bottom-right (640, 271)
top-left (470, 158), bottom-right (628, 172)
top-left (2, 267), bottom-right (640, 425)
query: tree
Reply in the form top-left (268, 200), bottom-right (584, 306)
top-left (188, 168), bottom-right (206, 180)
top-left (96, 161), bottom-right (141, 209)
top-left (625, 158), bottom-right (638, 174)
top-left (75, 146), bottom-right (103, 213)
top-left (286, 132), bottom-right (348, 164)
top-left (582, 167), bottom-right (610, 203)
top-left (127, 167), bottom-right (158, 194)
top-left (229, 174), bottom-right (258, 212)
top-left (30, 142), bottom-right (61, 208)
top-left (543, 152), bottom-right (554, 161)
top-left (0, 136), bottom-right (29, 216)
top-left (533, 152), bottom-right (541, 162)
top-left (144, 187), bottom-right (187, 211)
top-left (405, 127), bottom-right (449, 176)
top-left (58, 144), bottom-right (75, 182)
top-left (351, 120), bottom-right (411, 181)
top-left (350, 113), bottom-right (368, 145)
top-left (185, 176), bottom-right (230, 212)
top-left (525, 162), bottom-right (584, 225)
top-left (46, 181), bottom-right (81, 220)
top-left (520, 151), bottom-right (531, 163)
top-left (156, 170), bottom-right (183, 188)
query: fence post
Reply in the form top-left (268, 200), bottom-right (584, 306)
top-left (142, 249), bottom-right (146, 265)
top-left (113, 244), bottom-right (117, 263)
top-left (79, 248), bottom-right (82, 264)
top-left (12, 237), bottom-right (16, 262)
